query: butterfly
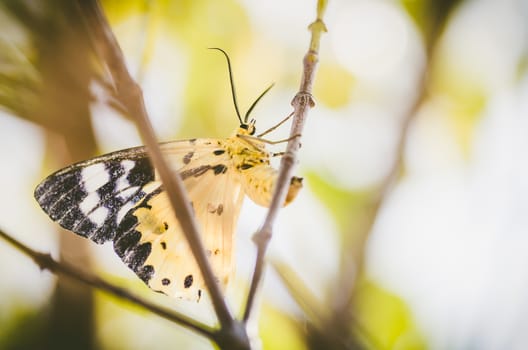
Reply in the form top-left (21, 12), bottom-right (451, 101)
top-left (34, 49), bottom-right (302, 301)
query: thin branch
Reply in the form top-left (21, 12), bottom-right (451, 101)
top-left (77, 0), bottom-right (235, 331)
top-left (343, 66), bottom-right (428, 310)
top-left (331, 0), bottom-right (453, 329)
top-left (323, 58), bottom-right (429, 340)
top-left (0, 229), bottom-right (215, 338)
top-left (243, 0), bottom-right (328, 323)
top-left (269, 260), bottom-right (327, 328)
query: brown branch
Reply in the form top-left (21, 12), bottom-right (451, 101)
top-left (331, 0), bottom-right (455, 333)
top-left (340, 65), bottom-right (429, 312)
top-left (253, 1), bottom-right (455, 345)
top-left (76, 0), bottom-right (237, 333)
top-left (0, 229), bottom-right (215, 338)
top-left (243, 0), bottom-right (328, 323)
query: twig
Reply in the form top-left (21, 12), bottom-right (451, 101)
top-left (77, 0), bottom-right (236, 332)
top-left (339, 64), bottom-right (428, 313)
top-left (332, 0), bottom-right (454, 329)
top-left (269, 260), bottom-right (328, 329)
top-left (0, 229), bottom-right (215, 338)
top-left (243, 0), bottom-right (328, 323)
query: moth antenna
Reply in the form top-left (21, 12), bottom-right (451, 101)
top-left (244, 83), bottom-right (274, 123)
top-left (208, 47), bottom-right (243, 125)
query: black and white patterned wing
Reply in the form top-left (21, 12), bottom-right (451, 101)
top-left (35, 139), bottom-right (244, 300)
top-left (35, 146), bottom-right (157, 244)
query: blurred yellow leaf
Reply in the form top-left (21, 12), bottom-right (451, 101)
top-left (103, 0), bottom-right (152, 22)
top-left (305, 171), bottom-right (372, 235)
top-left (354, 279), bottom-right (427, 350)
top-left (432, 58), bottom-right (487, 156)
top-left (260, 303), bottom-right (306, 350)
top-left (314, 62), bottom-right (355, 108)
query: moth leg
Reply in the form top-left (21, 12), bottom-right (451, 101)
top-left (256, 111), bottom-right (294, 138)
top-left (236, 133), bottom-right (301, 145)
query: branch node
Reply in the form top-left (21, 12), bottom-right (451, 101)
top-left (214, 320), bottom-right (251, 350)
top-left (309, 19), bottom-right (328, 34)
top-left (252, 227), bottom-right (272, 247)
top-left (243, 0), bottom-right (326, 322)
top-left (280, 150), bottom-right (297, 166)
top-left (34, 252), bottom-right (54, 271)
top-left (292, 91), bottom-right (315, 108)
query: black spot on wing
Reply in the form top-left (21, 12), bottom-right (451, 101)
top-left (162, 278), bottom-right (171, 286)
top-left (212, 164), bottom-right (227, 175)
top-left (184, 274), bottom-right (193, 288)
top-left (213, 149), bottom-right (225, 155)
top-left (183, 151), bottom-right (194, 164)
top-left (240, 163), bottom-right (253, 170)
top-left (180, 165), bottom-right (211, 179)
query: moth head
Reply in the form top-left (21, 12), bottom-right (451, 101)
top-left (239, 119), bottom-right (256, 136)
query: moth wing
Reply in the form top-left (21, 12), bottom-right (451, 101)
top-left (114, 142), bottom-right (245, 300)
top-left (35, 139), bottom-right (243, 300)
top-left (34, 139), bottom-right (224, 242)
top-left (34, 146), bottom-right (159, 244)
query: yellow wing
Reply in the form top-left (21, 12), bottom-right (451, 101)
top-left (114, 140), bottom-right (244, 300)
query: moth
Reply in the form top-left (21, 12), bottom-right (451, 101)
top-left (34, 49), bottom-right (302, 301)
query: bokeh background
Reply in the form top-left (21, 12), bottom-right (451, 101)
top-left (1, 0), bottom-right (528, 349)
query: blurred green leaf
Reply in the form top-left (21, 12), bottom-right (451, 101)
top-left (305, 170), bottom-right (372, 235)
top-left (400, 0), bottom-right (464, 50)
top-left (314, 61), bottom-right (355, 109)
top-left (354, 279), bottom-right (427, 350)
top-left (260, 303), bottom-right (307, 350)
top-left (0, 306), bottom-right (47, 350)
top-left (103, 0), bottom-right (152, 22)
